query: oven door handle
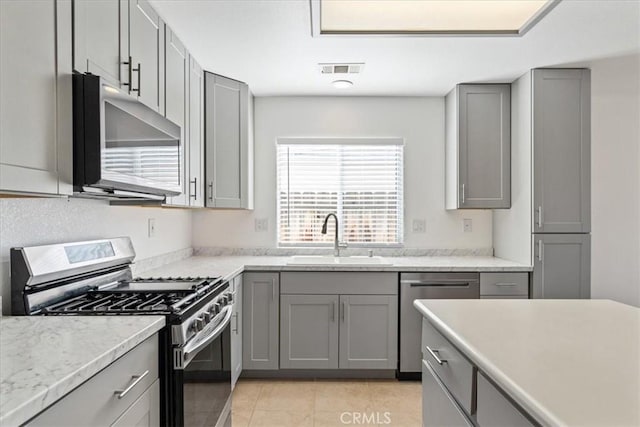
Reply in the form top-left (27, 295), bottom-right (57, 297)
top-left (182, 306), bottom-right (233, 367)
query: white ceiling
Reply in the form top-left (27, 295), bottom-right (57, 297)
top-left (150, 0), bottom-right (640, 96)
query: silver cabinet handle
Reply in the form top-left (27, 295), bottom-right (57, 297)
top-left (426, 346), bottom-right (447, 365)
top-left (331, 301), bottom-right (336, 322)
top-left (461, 183), bottom-right (466, 205)
top-left (537, 206), bottom-right (543, 229)
top-left (114, 370), bottom-right (149, 399)
top-left (190, 178), bottom-right (197, 200)
top-left (208, 182), bottom-right (214, 201)
top-left (271, 278), bottom-right (276, 301)
top-left (494, 282), bottom-right (517, 287)
top-left (537, 240), bottom-right (543, 262)
top-left (341, 302), bottom-right (346, 322)
top-left (232, 312), bottom-right (239, 334)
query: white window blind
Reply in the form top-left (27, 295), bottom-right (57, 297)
top-left (277, 140), bottom-right (404, 246)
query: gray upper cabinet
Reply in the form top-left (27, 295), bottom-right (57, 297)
top-left (339, 295), bottom-right (398, 369)
top-left (445, 84), bottom-right (511, 209)
top-left (533, 234), bottom-right (591, 299)
top-left (0, 0), bottom-right (73, 196)
top-left (204, 73), bottom-right (254, 209)
top-left (242, 272), bottom-right (279, 370)
top-left (532, 69), bottom-right (591, 233)
top-left (280, 294), bottom-right (339, 369)
top-left (188, 57), bottom-right (205, 207)
top-left (164, 27), bottom-right (188, 207)
top-left (128, 0), bottom-right (164, 114)
top-left (73, 0), bottom-right (123, 87)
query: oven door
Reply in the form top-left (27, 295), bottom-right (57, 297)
top-left (173, 307), bottom-right (233, 427)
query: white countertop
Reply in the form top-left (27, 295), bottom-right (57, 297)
top-left (0, 316), bottom-right (165, 426)
top-left (413, 299), bottom-right (640, 427)
top-left (137, 255), bottom-right (531, 281)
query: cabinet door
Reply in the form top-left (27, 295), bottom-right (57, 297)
top-left (422, 360), bottom-right (473, 427)
top-left (164, 26), bottom-right (188, 206)
top-left (458, 84), bottom-right (511, 209)
top-left (242, 273), bottom-right (279, 370)
top-left (204, 73), bottom-right (248, 208)
top-left (111, 380), bottom-right (160, 427)
top-left (73, 0), bottom-right (122, 86)
top-left (231, 275), bottom-right (243, 388)
top-left (533, 69), bottom-right (590, 233)
top-left (0, 0), bottom-right (72, 196)
top-left (188, 56), bottom-right (205, 207)
top-left (339, 295), bottom-right (397, 369)
top-left (280, 294), bottom-right (339, 369)
top-left (128, 0), bottom-right (164, 113)
top-left (476, 373), bottom-right (533, 427)
top-left (533, 234), bottom-right (591, 299)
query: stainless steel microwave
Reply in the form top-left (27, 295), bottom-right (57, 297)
top-left (73, 73), bottom-right (181, 200)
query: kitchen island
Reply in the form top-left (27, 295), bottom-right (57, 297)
top-left (414, 299), bottom-right (640, 426)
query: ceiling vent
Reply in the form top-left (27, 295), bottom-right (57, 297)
top-left (319, 63), bottom-right (364, 74)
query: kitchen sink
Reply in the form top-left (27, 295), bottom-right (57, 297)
top-left (286, 255), bottom-right (393, 266)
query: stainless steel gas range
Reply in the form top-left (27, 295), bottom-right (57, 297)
top-left (11, 237), bottom-right (232, 427)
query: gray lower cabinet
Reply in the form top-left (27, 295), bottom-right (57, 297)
top-left (476, 373), bottom-right (533, 427)
top-left (128, 0), bottom-right (164, 114)
top-left (242, 272), bottom-right (279, 370)
top-left (27, 334), bottom-right (159, 426)
top-left (479, 272), bottom-right (529, 298)
top-left (533, 234), bottom-right (591, 299)
top-left (339, 295), bottom-right (397, 369)
top-left (445, 84), bottom-right (511, 209)
top-left (204, 73), bottom-right (253, 209)
top-left (422, 359), bottom-right (472, 427)
top-left (0, 0), bottom-right (73, 196)
top-left (280, 294), bottom-right (339, 369)
top-left (231, 274), bottom-right (243, 387)
top-left (73, 0), bottom-right (123, 87)
top-left (532, 69), bottom-right (590, 233)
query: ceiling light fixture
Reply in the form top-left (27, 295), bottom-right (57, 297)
top-left (332, 80), bottom-right (353, 89)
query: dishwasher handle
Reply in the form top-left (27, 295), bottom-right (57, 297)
top-left (402, 280), bottom-right (473, 287)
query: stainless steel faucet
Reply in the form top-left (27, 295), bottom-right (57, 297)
top-left (321, 213), bottom-right (347, 257)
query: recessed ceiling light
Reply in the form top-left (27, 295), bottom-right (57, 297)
top-left (332, 80), bottom-right (353, 88)
top-left (313, 0), bottom-right (559, 36)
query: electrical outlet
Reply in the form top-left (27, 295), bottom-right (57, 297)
top-left (463, 218), bottom-right (472, 232)
top-left (412, 219), bottom-right (426, 233)
top-left (255, 218), bottom-right (268, 232)
top-left (148, 218), bottom-right (156, 238)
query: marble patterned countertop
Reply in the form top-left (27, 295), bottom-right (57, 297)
top-left (137, 255), bottom-right (532, 281)
top-left (0, 316), bottom-right (165, 426)
top-left (414, 299), bottom-right (640, 426)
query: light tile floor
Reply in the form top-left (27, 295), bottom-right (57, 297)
top-left (232, 379), bottom-right (422, 427)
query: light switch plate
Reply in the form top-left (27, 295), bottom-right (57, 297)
top-left (463, 218), bottom-right (472, 232)
top-left (255, 218), bottom-right (268, 232)
top-left (412, 219), bottom-right (426, 233)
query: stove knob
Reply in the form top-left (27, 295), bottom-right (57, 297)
top-left (208, 305), bottom-right (217, 315)
top-left (227, 292), bottom-right (234, 303)
top-left (203, 312), bottom-right (212, 323)
top-left (193, 317), bottom-right (204, 332)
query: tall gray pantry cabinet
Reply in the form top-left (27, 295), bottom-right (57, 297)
top-left (531, 69), bottom-right (591, 299)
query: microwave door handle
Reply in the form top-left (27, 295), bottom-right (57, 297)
top-left (182, 306), bottom-right (232, 367)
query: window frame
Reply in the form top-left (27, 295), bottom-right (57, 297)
top-left (276, 137), bottom-right (405, 248)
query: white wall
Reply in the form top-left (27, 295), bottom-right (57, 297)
top-left (192, 96), bottom-right (493, 249)
top-left (590, 54), bottom-right (640, 307)
top-left (0, 197), bottom-right (192, 313)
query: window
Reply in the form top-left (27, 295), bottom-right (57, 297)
top-left (277, 138), bottom-right (404, 246)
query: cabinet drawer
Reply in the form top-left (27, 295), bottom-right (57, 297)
top-left (421, 319), bottom-right (474, 414)
top-left (477, 373), bottom-right (534, 426)
top-left (480, 273), bottom-right (529, 296)
top-left (28, 334), bottom-right (159, 426)
top-left (422, 360), bottom-right (472, 427)
top-left (281, 272), bottom-right (397, 295)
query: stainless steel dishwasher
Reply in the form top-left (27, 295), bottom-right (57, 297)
top-left (399, 272), bottom-right (479, 378)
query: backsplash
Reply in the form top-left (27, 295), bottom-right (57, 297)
top-left (194, 247), bottom-right (494, 257)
